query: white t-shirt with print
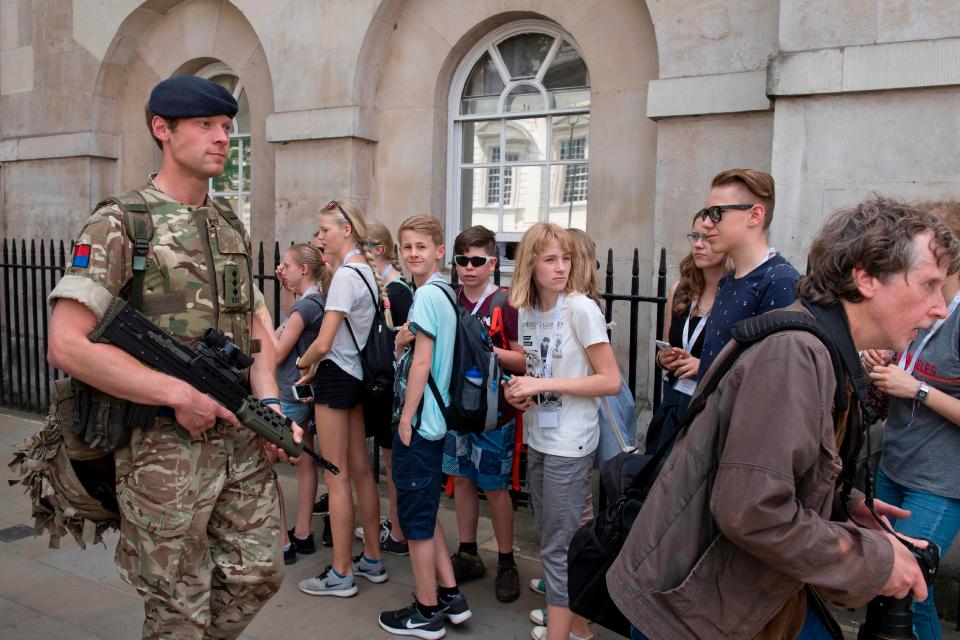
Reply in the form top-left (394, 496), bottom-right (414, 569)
top-left (519, 293), bottom-right (609, 458)
top-left (323, 263), bottom-right (379, 381)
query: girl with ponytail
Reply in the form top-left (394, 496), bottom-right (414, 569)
top-left (295, 198), bottom-right (389, 596)
top-left (275, 243), bottom-right (328, 564)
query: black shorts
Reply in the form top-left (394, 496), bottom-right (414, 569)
top-left (365, 399), bottom-right (395, 450)
top-left (312, 360), bottom-right (363, 409)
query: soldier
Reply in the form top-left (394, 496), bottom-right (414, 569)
top-left (46, 75), bottom-right (301, 640)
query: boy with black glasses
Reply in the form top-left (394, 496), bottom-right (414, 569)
top-left (695, 168), bottom-right (800, 378)
top-left (444, 226), bottom-right (526, 603)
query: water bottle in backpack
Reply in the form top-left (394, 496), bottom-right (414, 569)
top-left (463, 365), bottom-right (484, 412)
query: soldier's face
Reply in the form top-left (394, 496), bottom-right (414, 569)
top-left (161, 115), bottom-right (232, 179)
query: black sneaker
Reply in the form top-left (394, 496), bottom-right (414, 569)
top-left (450, 551), bottom-right (486, 582)
top-left (381, 532), bottom-right (410, 556)
top-left (437, 590), bottom-right (472, 624)
top-left (494, 563), bottom-right (520, 602)
top-left (313, 493), bottom-right (329, 516)
top-left (283, 544), bottom-right (297, 565)
top-left (378, 601), bottom-right (446, 639)
top-left (321, 515), bottom-right (333, 547)
top-left (288, 528), bottom-right (316, 555)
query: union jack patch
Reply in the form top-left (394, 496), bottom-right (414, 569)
top-left (72, 244), bottom-right (91, 268)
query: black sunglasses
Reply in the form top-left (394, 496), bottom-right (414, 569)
top-left (453, 255), bottom-right (495, 268)
top-left (696, 203), bottom-right (756, 223)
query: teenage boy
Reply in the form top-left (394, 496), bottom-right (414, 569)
top-left (445, 226), bottom-right (526, 603)
top-left (693, 168), bottom-right (800, 378)
top-left (379, 215), bottom-right (471, 639)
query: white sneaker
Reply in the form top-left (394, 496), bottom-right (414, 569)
top-left (355, 516), bottom-right (390, 541)
top-left (529, 577), bottom-right (546, 595)
top-left (529, 608), bottom-right (546, 626)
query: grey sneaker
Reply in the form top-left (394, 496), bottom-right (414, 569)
top-left (352, 554), bottom-right (388, 584)
top-left (437, 590), bottom-right (472, 625)
top-left (298, 566), bottom-right (358, 598)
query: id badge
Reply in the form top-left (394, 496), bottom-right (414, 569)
top-left (672, 378), bottom-right (697, 396)
top-left (536, 407), bottom-right (560, 429)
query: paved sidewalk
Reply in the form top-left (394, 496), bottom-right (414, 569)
top-left (0, 410), bottom-right (617, 640)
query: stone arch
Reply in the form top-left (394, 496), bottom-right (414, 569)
top-left (369, 1), bottom-right (658, 257)
top-left (90, 0), bottom-right (275, 242)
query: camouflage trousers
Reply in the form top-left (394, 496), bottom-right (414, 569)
top-left (114, 421), bottom-right (283, 640)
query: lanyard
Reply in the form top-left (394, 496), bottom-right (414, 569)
top-left (534, 294), bottom-right (565, 379)
top-left (742, 247), bottom-right (778, 276)
top-left (469, 283), bottom-right (497, 316)
top-left (897, 291), bottom-right (960, 374)
top-left (380, 264), bottom-right (394, 281)
top-left (682, 297), bottom-right (709, 352)
top-left (343, 248), bottom-right (362, 262)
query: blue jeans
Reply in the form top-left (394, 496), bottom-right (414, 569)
top-left (876, 468), bottom-right (960, 640)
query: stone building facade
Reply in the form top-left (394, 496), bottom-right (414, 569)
top-left (3, 0), bottom-right (960, 403)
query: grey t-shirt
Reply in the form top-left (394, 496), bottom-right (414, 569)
top-left (277, 294), bottom-right (325, 402)
top-left (323, 263), bottom-right (379, 381)
top-left (881, 308), bottom-right (960, 498)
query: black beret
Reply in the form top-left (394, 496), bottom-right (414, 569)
top-left (148, 75), bottom-right (238, 119)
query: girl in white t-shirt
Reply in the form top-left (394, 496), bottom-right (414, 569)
top-left (295, 199), bottom-right (394, 596)
top-left (504, 223), bottom-right (620, 640)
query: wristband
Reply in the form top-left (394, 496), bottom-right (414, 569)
top-left (261, 397), bottom-right (281, 407)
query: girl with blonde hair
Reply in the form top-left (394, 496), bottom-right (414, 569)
top-left (274, 243), bottom-right (329, 564)
top-left (295, 199), bottom-right (392, 596)
top-left (505, 222), bottom-right (620, 640)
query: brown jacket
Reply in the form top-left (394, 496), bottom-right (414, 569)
top-left (607, 305), bottom-right (893, 639)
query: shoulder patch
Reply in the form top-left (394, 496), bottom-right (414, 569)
top-left (72, 244), bottom-right (91, 269)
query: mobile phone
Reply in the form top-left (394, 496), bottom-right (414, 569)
top-left (292, 384), bottom-right (314, 400)
top-left (654, 340), bottom-right (672, 351)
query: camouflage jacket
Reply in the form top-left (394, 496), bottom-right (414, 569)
top-left (49, 176), bottom-right (264, 353)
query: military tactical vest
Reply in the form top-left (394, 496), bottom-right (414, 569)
top-left (102, 186), bottom-right (256, 351)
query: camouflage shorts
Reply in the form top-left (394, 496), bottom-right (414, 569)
top-left (114, 420), bottom-right (283, 640)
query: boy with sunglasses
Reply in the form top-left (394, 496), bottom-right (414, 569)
top-left (444, 226), bottom-right (526, 603)
top-left (695, 168), bottom-right (800, 378)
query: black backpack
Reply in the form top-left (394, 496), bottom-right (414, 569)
top-left (425, 281), bottom-right (501, 434)
top-left (567, 307), bottom-right (856, 637)
top-left (343, 266), bottom-right (396, 408)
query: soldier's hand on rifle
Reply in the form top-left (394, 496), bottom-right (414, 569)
top-left (172, 385), bottom-right (241, 438)
top-left (264, 408), bottom-right (304, 464)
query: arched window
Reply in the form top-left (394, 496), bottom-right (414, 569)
top-left (449, 22), bottom-right (590, 261)
top-left (197, 63), bottom-right (252, 227)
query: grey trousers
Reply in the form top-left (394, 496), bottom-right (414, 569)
top-left (527, 447), bottom-right (595, 607)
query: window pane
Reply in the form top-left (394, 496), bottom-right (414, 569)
top-left (241, 136), bottom-right (251, 191)
top-left (548, 164), bottom-right (588, 229)
top-left (462, 120), bottom-right (502, 164)
top-left (461, 51), bottom-right (504, 115)
top-left (505, 84), bottom-right (544, 113)
top-left (497, 33), bottom-right (553, 79)
top-left (551, 114), bottom-right (589, 161)
top-left (550, 88), bottom-right (591, 109)
top-left (543, 41), bottom-right (589, 90)
top-left (504, 118), bottom-right (547, 162)
top-left (461, 168), bottom-right (501, 231)
top-left (501, 165), bottom-right (544, 233)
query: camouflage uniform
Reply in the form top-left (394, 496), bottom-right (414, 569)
top-left (48, 176), bottom-right (282, 640)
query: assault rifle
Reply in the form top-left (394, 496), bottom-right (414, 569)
top-left (89, 297), bottom-right (339, 474)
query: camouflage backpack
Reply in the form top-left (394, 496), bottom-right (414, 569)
top-left (8, 189), bottom-right (248, 549)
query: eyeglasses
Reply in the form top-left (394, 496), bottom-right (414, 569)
top-left (453, 255), bottom-right (495, 268)
top-left (364, 242), bottom-right (382, 250)
top-left (696, 204), bottom-right (756, 223)
top-left (686, 232), bottom-right (710, 243)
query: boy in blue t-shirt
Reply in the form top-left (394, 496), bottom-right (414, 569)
top-left (695, 168), bottom-right (800, 378)
top-left (379, 215), bottom-right (470, 639)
